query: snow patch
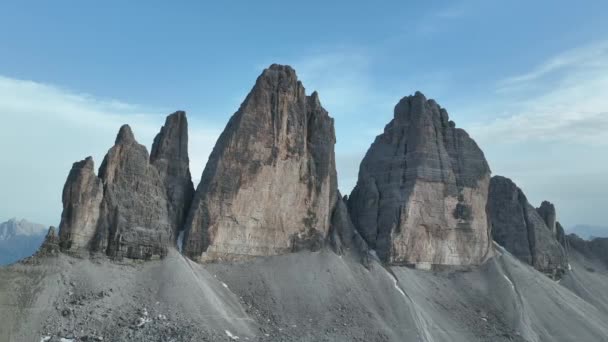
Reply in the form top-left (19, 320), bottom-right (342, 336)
top-left (568, 263), bottom-right (572, 271)
top-left (392, 278), bottom-right (407, 298)
top-left (503, 275), bottom-right (515, 290)
top-left (177, 230), bottom-right (184, 252)
top-left (225, 330), bottom-right (239, 340)
top-left (382, 268), bottom-right (407, 299)
top-left (222, 282), bottom-right (229, 289)
top-left (40, 337), bottom-right (51, 342)
top-left (60, 339), bottom-right (74, 342)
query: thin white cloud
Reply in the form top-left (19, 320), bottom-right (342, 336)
top-left (289, 49), bottom-right (378, 116)
top-left (470, 40), bottom-right (608, 146)
top-left (0, 75), bottom-right (220, 225)
top-left (499, 40), bottom-right (608, 87)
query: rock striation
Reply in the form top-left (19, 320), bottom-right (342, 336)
top-left (59, 112), bottom-right (193, 260)
top-left (183, 64), bottom-right (338, 261)
top-left (150, 111), bottom-right (195, 239)
top-left (487, 176), bottom-right (568, 277)
top-left (348, 92), bottom-right (492, 268)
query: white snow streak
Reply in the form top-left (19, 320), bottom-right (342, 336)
top-left (503, 275), bottom-right (515, 290)
top-left (225, 330), bottom-right (239, 340)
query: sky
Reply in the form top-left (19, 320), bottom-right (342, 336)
top-left (0, 1), bottom-right (607, 229)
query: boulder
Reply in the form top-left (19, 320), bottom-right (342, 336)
top-left (348, 92), bottom-right (492, 268)
top-left (183, 64), bottom-right (338, 261)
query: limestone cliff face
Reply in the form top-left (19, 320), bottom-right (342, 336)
top-left (488, 176), bottom-right (568, 277)
top-left (58, 157), bottom-right (103, 252)
top-left (183, 64), bottom-right (337, 261)
top-left (348, 92), bottom-right (492, 268)
top-left (150, 111), bottom-right (194, 238)
top-left (58, 112), bottom-right (193, 260)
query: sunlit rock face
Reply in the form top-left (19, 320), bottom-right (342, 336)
top-left (58, 157), bottom-right (103, 253)
top-left (488, 176), bottom-right (568, 278)
top-left (183, 64), bottom-right (338, 262)
top-left (348, 92), bottom-right (492, 268)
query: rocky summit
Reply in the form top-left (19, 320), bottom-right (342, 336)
top-left (183, 64), bottom-right (338, 262)
top-left (487, 176), bottom-right (568, 278)
top-left (348, 92), bottom-right (492, 268)
top-left (58, 113), bottom-right (193, 260)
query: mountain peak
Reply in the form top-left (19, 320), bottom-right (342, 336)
top-left (115, 124), bottom-right (135, 144)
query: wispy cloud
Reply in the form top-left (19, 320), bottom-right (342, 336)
top-left (499, 41), bottom-right (608, 87)
top-left (470, 40), bottom-right (608, 146)
top-left (287, 48), bottom-right (380, 116)
top-left (0, 76), bottom-right (220, 225)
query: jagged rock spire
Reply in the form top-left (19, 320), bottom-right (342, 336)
top-left (150, 111), bottom-right (194, 239)
top-left (183, 64), bottom-right (338, 261)
top-left (58, 112), bottom-right (195, 261)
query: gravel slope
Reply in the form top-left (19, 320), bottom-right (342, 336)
top-left (1, 246), bottom-right (608, 342)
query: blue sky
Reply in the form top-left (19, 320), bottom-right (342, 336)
top-left (1, 1), bottom-right (607, 229)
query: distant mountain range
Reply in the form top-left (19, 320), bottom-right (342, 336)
top-left (0, 218), bottom-right (48, 265)
top-left (568, 224), bottom-right (608, 239)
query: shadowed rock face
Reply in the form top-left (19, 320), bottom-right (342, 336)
top-left (150, 111), bottom-right (194, 239)
top-left (348, 92), bottom-right (492, 267)
top-left (96, 125), bottom-right (172, 260)
top-left (58, 157), bottom-right (104, 252)
top-left (183, 64), bottom-right (338, 261)
top-left (59, 112), bottom-right (193, 261)
top-left (488, 176), bottom-right (568, 277)
top-left (328, 193), bottom-right (370, 266)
